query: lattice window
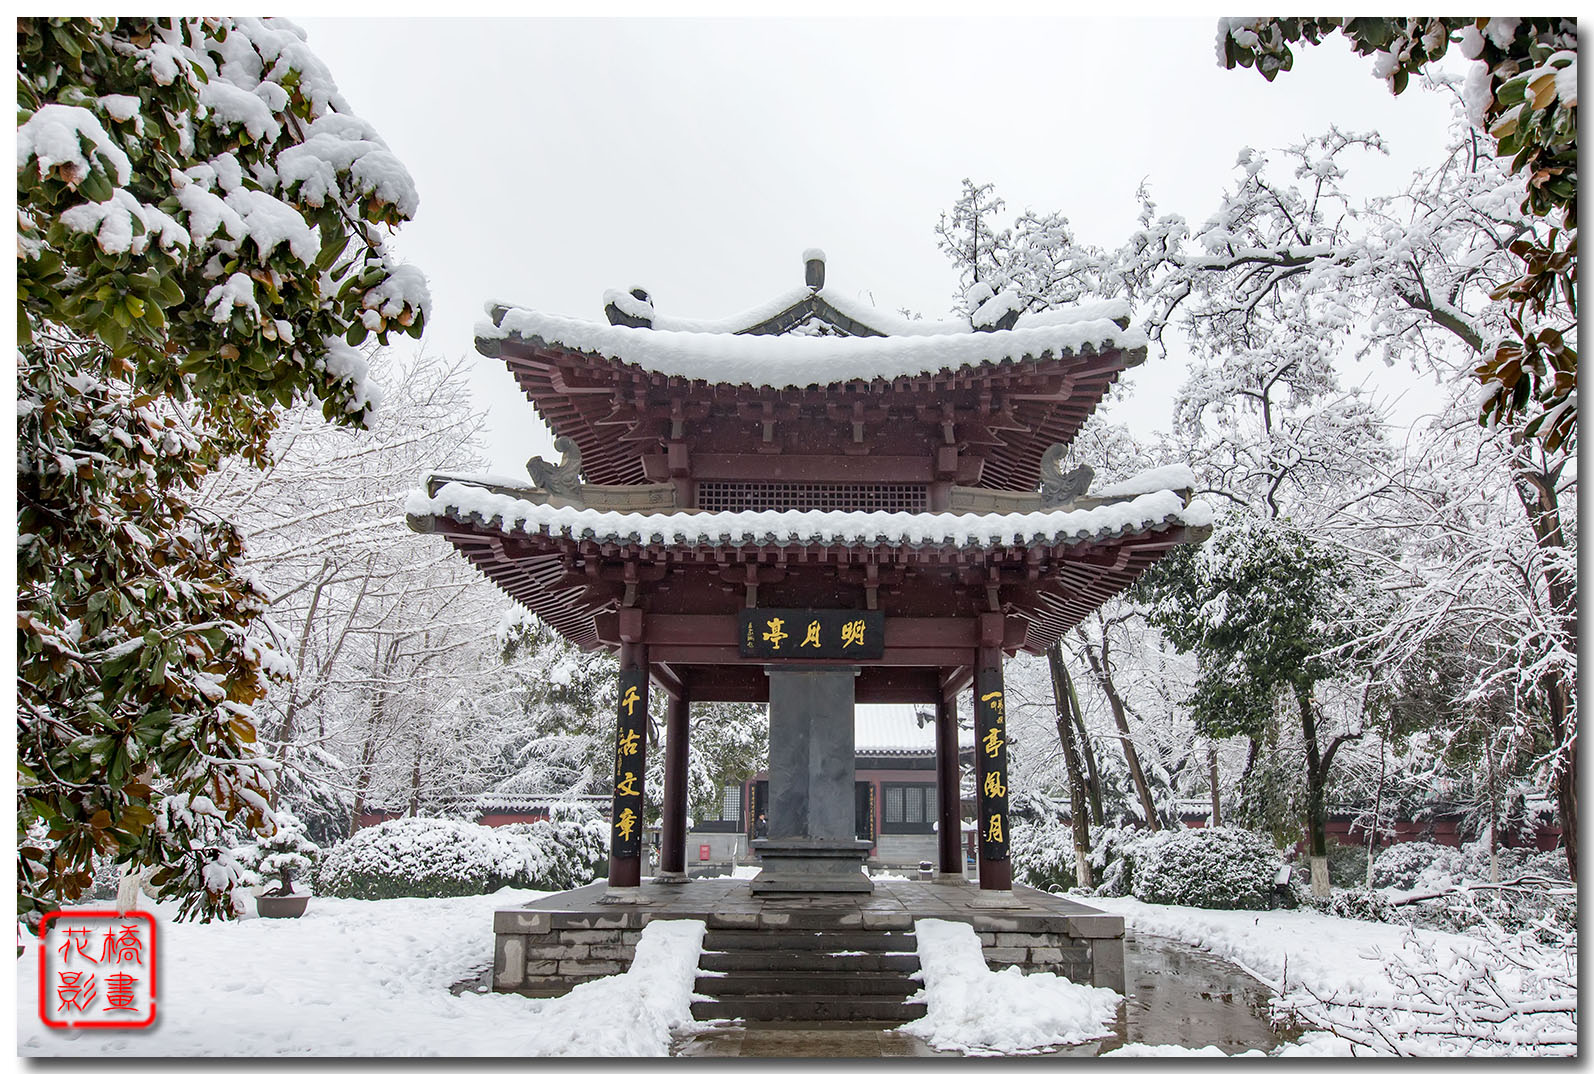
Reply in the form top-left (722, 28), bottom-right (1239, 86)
top-left (719, 785), bottom-right (742, 823)
top-left (696, 481), bottom-right (928, 512)
top-left (882, 784), bottom-right (937, 833)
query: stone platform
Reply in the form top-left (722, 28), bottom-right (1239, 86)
top-left (492, 877), bottom-right (1124, 997)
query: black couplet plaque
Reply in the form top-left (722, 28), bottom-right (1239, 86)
top-left (737, 608), bottom-right (885, 660)
top-left (975, 666), bottom-right (1010, 861)
top-left (610, 667), bottom-right (647, 858)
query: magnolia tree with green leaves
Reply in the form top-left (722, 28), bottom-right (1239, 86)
top-left (17, 17), bottom-right (428, 922)
top-left (1216, 17), bottom-right (1578, 452)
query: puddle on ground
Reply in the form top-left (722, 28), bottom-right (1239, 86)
top-left (1039, 932), bottom-right (1302, 1056)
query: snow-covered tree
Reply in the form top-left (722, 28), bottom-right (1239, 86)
top-left (484, 613), bottom-right (623, 804)
top-left (198, 350), bottom-right (494, 840)
top-left (939, 100), bottom-right (1579, 881)
top-left (1348, 388), bottom-right (1577, 879)
top-left (248, 809), bottom-right (321, 896)
top-left (1217, 18), bottom-right (1577, 450)
top-left (934, 179), bottom-right (1012, 302)
top-left (1140, 517), bottom-right (1366, 894)
top-left (17, 18), bottom-right (428, 922)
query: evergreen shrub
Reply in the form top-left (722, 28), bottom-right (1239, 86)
top-left (1010, 820), bottom-right (1076, 893)
top-left (1325, 887), bottom-right (1397, 922)
top-left (1327, 841), bottom-right (1369, 888)
top-left (1369, 841), bottom-right (1453, 890)
top-left (1129, 826), bottom-right (1282, 910)
top-left (489, 808), bottom-right (609, 890)
top-left (318, 811), bottom-right (611, 899)
top-left (318, 818), bottom-right (499, 899)
top-left (1088, 825), bottom-right (1155, 897)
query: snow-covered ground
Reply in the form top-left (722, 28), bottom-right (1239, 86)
top-left (19, 892), bottom-right (703, 1057)
top-left (1092, 896), bottom-right (1576, 1058)
top-left (19, 891), bottom-right (1572, 1058)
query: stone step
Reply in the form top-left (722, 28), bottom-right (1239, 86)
top-left (701, 929), bottom-right (916, 952)
top-left (690, 996), bottom-right (928, 1024)
top-left (714, 911), bottom-right (909, 930)
top-left (696, 971), bottom-right (919, 997)
top-left (699, 949), bottom-right (921, 974)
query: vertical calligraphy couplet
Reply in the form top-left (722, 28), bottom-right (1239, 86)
top-left (975, 665), bottom-right (1009, 863)
top-left (611, 666), bottom-right (648, 862)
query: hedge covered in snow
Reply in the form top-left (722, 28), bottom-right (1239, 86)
top-left (1369, 840), bottom-right (1568, 892)
top-left (317, 812), bottom-right (608, 899)
top-left (488, 811), bottom-right (608, 891)
top-left (1010, 820), bottom-right (1077, 893)
top-left (1128, 826), bottom-right (1282, 910)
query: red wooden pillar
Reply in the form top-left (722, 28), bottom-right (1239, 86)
top-left (609, 638), bottom-right (648, 889)
top-left (935, 689), bottom-right (963, 877)
top-left (974, 615), bottom-right (1012, 891)
top-left (658, 689), bottom-right (690, 879)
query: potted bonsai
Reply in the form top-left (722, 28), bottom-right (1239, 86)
top-left (252, 811), bottom-right (320, 919)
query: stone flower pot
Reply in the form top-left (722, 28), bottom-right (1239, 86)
top-left (255, 893), bottom-right (311, 919)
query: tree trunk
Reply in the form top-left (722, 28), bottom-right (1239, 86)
top-left (1484, 737), bottom-right (1500, 884)
top-left (1510, 459), bottom-right (1577, 883)
top-left (1545, 670), bottom-right (1578, 882)
top-left (1078, 625), bottom-right (1160, 831)
top-left (347, 720), bottom-right (382, 838)
top-left (1237, 735), bottom-right (1261, 824)
top-left (1296, 686), bottom-right (1331, 896)
top-left (115, 864), bottom-right (145, 913)
top-left (1046, 644), bottom-right (1093, 888)
top-left (1367, 740), bottom-right (1384, 889)
top-left (1208, 745), bottom-right (1223, 828)
top-left (271, 560), bottom-right (332, 756)
top-left (407, 734), bottom-right (424, 817)
top-left (348, 636), bottom-right (400, 838)
top-left (1072, 693), bottom-right (1106, 828)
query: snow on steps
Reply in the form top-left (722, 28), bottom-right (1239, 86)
top-left (690, 925), bottom-right (926, 1024)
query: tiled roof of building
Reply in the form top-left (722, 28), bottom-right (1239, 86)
top-left (854, 703), bottom-right (974, 755)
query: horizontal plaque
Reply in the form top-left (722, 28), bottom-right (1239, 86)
top-left (738, 608), bottom-right (885, 660)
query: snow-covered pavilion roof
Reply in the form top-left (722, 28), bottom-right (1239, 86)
top-left (854, 703), bottom-right (975, 755)
top-left (476, 302), bottom-right (1145, 393)
top-left (474, 257), bottom-right (1147, 488)
top-left (406, 479), bottom-right (1206, 551)
top-left (405, 465), bottom-right (1208, 662)
top-left (597, 272), bottom-right (1132, 339)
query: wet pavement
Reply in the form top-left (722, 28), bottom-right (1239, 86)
top-left (670, 932), bottom-right (1301, 1058)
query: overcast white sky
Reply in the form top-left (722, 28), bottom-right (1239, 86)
top-left (295, 16), bottom-right (1463, 474)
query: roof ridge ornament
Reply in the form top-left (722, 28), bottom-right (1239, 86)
top-left (968, 279), bottom-right (1024, 333)
top-left (803, 248), bottom-right (826, 291)
top-left (1039, 445), bottom-right (1093, 507)
top-left (603, 286), bottom-right (654, 329)
top-left (526, 435), bottom-right (585, 500)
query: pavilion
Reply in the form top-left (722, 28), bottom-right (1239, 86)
top-left (405, 251), bottom-right (1207, 997)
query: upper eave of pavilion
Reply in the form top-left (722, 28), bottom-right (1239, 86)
top-left (475, 298), bottom-right (1146, 395)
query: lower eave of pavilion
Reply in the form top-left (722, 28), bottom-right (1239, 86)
top-left (422, 511), bottom-right (1204, 704)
